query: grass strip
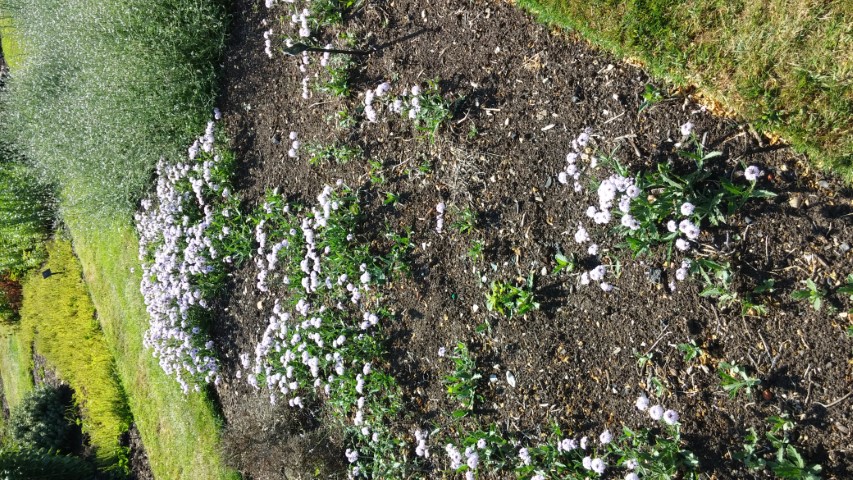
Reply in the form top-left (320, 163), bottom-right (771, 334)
top-left (0, 324), bottom-right (32, 414)
top-left (65, 215), bottom-right (235, 480)
top-left (515, 0), bottom-right (853, 180)
top-left (17, 239), bottom-right (131, 469)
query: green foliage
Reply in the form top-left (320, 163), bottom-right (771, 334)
top-left (0, 446), bottom-right (94, 479)
top-left (410, 80), bottom-right (452, 142)
top-left (0, 0), bottom-right (227, 219)
top-left (610, 423), bottom-right (699, 479)
top-left (515, 0), bottom-right (853, 181)
top-left (8, 386), bottom-right (73, 452)
top-left (718, 361), bottom-right (760, 399)
top-left (609, 140), bottom-right (775, 258)
top-left (552, 252), bottom-right (576, 275)
top-left (450, 206), bottom-right (478, 234)
top-left (791, 278), bottom-right (827, 312)
top-left (737, 416), bottom-right (823, 480)
top-left (836, 274), bottom-right (853, 300)
top-left (467, 240), bottom-right (484, 263)
top-left (0, 150), bottom-right (54, 278)
top-left (677, 340), bottom-right (703, 362)
top-left (318, 54), bottom-right (354, 97)
top-left (485, 274), bottom-right (540, 318)
top-left (310, 0), bottom-right (363, 26)
top-left (638, 83), bottom-right (664, 113)
top-left (18, 240), bottom-right (131, 470)
top-left (443, 342), bottom-right (482, 416)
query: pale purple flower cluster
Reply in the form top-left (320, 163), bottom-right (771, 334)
top-left (744, 165), bottom-right (764, 182)
top-left (263, 29), bottom-right (274, 58)
top-left (636, 393), bottom-right (680, 425)
top-left (675, 259), bottom-right (691, 282)
top-left (287, 131), bottom-right (300, 158)
top-left (680, 121), bottom-right (694, 137)
top-left (414, 429), bottom-right (430, 458)
top-left (290, 8), bottom-right (311, 38)
top-left (557, 129), bottom-right (591, 192)
top-left (435, 202), bottom-right (446, 234)
top-left (135, 113), bottom-right (228, 392)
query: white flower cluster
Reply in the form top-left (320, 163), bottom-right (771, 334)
top-left (363, 81), bottom-right (391, 123)
top-left (414, 429), bottom-right (430, 458)
top-left (263, 29), bottom-right (274, 58)
top-left (557, 129), bottom-right (592, 192)
top-left (135, 114), bottom-right (229, 393)
top-left (287, 131), bottom-right (301, 158)
top-left (635, 393), bottom-right (680, 425)
top-left (444, 442), bottom-right (479, 480)
top-left (435, 202), bottom-right (446, 234)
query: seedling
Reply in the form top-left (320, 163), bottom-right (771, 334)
top-left (552, 252), bottom-right (577, 275)
top-left (443, 342), bottom-right (482, 416)
top-left (467, 240), bottom-right (484, 263)
top-left (741, 279), bottom-right (774, 317)
top-left (383, 192), bottom-right (400, 206)
top-left (791, 278), bottom-right (827, 312)
top-left (319, 54), bottom-right (354, 97)
top-left (450, 207), bottom-right (478, 234)
top-left (677, 341), bottom-right (703, 362)
top-left (485, 274), bottom-right (539, 318)
top-left (638, 84), bottom-right (664, 113)
top-left (310, 0), bottom-right (364, 26)
top-left (368, 160), bottom-right (385, 185)
top-left (737, 416), bottom-right (822, 480)
top-left (306, 143), bottom-right (361, 165)
top-left (718, 362), bottom-right (760, 399)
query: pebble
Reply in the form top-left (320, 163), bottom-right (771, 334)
top-left (788, 196), bottom-right (802, 208)
top-left (839, 242), bottom-right (850, 254)
top-left (506, 371), bottom-right (516, 388)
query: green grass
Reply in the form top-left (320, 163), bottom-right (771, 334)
top-left (65, 216), bottom-right (235, 480)
top-left (17, 239), bottom-right (131, 470)
top-left (516, 0), bottom-right (853, 180)
top-left (0, 325), bottom-right (32, 415)
top-left (0, 10), bottom-right (24, 70)
top-left (0, 0), bottom-right (227, 218)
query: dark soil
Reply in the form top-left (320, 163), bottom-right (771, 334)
top-left (212, 0), bottom-right (853, 478)
top-left (123, 423), bottom-right (155, 480)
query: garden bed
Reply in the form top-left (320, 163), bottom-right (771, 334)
top-left (201, 0), bottom-right (852, 478)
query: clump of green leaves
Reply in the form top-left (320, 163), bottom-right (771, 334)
top-left (677, 340), bottom-right (703, 362)
top-left (486, 274), bottom-right (539, 318)
top-left (836, 274), bottom-right (853, 300)
top-left (443, 343), bottom-right (482, 417)
top-left (552, 252), bottom-right (577, 275)
top-left (411, 80), bottom-right (452, 142)
top-left (318, 54), bottom-right (354, 97)
top-left (306, 143), bottom-right (362, 165)
top-left (737, 415), bottom-right (822, 480)
top-left (310, 0), bottom-right (363, 26)
top-left (467, 240), bottom-right (484, 263)
top-left (791, 278), bottom-right (827, 312)
top-left (638, 83), bottom-right (664, 113)
top-left (718, 361), bottom-right (761, 399)
top-left (450, 206), bottom-right (478, 234)
top-left (692, 258), bottom-right (737, 307)
top-left (9, 386), bottom-right (74, 452)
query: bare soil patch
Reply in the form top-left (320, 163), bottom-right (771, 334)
top-left (212, 0), bottom-right (853, 478)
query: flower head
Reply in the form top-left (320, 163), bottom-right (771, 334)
top-left (663, 409), bottom-right (680, 425)
top-left (635, 393), bottom-right (649, 411)
top-left (744, 165), bottom-right (764, 182)
top-left (649, 405), bottom-right (664, 421)
top-left (680, 121), bottom-right (694, 137)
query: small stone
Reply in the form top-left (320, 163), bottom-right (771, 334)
top-left (489, 374), bottom-right (498, 383)
top-left (788, 196), bottom-right (802, 208)
top-left (839, 242), bottom-right (850, 254)
top-left (256, 300), bottom-right (264, 310)
top-left (744, 216), bottom-right (753, 225)
top-left (271, 133), bottom-right (281, 145)
top-left (818, 180), bottom-right (830, 189)
top-left (506, 371), bottom-right (516, 388)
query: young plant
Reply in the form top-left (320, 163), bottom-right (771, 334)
top-left (791, 278), bottom-right (827, 312)
top-left (368, 160), bottom-right (385, 185)
top-left (310, 0), bottom-right (363, 26)
top-left (677, 340), bottom-right (703, 362)
top-left (409, 80), bottom-right (452, 142)
top-left (737, 416), bottom-right (822, 480)
top-left (443, 342), bottom-right (482, 416)
top-left (383, 192), bottom-right (400, 207)
top-left (718, 362), bottom-right (760, 399)
top-left (552, 252), bottom-right (577, 275)
top-left (638, 83), bottom-right (664, 113)
top-left (318, 54), bottom-right (354, 97)
top-left (485, 274), bottom-right (539, 318)
top-left (691, 258), bottom-right (738, 308)
top-left (450, 206), bottom-right (478, 234)
top-left (741, 279), bottom-right (775, 317)
top-left (305, 143), bottom-right (361, 165)
top-left (467, 240), bottom-right (484, 263)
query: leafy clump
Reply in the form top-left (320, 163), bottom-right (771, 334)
top-left (9, 386), bottom-right (74, 452)
top-left (486, 274), bottom-right (539, 318)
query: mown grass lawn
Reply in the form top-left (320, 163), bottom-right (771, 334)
top-left (67, 216), bottom-right (235, 480)
top-left (517, 0), bottom-right (852, 180)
